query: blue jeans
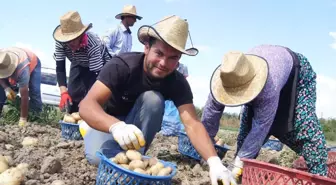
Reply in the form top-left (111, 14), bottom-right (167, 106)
top-left (83, 91), bottom-right (165, 165)
top-left (0, 59), bottom-right (42, 114)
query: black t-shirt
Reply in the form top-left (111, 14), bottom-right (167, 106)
top-left (97, 52), bottom-right (193, 117)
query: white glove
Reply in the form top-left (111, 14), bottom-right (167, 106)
top-left (109, 121), bottom-right (146, 150)
top-left (207, 156), bottom-right (237, 185)
top-left (231, 156), bottom-right (244, 182)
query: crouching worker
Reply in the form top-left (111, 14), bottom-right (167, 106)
top-left (0, 47), bottom-right (42, 126)
top-left (79, 15), bottom-right (237, 185)
top-left (201, 44), bottom-right (328, 182)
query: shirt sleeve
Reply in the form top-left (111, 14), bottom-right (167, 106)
top-left (87, 36), bottom-right (105, 72)
top-left (16, 67), bottom-right (30, 88)
top-left (169, 73), bottom-right (193, 108)
top-left (201, 93), bottom-right (225, 138)
top-left (237, 94), bottom-right (280, 159)
top-left (102, 28), bottom-right (121, 57)
top-left (54, 42), bottom-right (67, 87)
top-left (96, 57), bottom-right (129, 92)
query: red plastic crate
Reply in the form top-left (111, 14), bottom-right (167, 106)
top-left (293, 151), bottom-right (336, 180)
top-left (241, 158), bottom-right (336, 185)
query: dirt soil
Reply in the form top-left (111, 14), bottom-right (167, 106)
top-left (0, 123), bottom-right (298, 185)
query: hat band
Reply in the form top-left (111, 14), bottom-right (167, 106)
top-left (221, 73), bottom-right (256, 88)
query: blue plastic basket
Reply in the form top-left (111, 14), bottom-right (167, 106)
top-left (95, 151), bottom-right (177, 185)
top-left (59, 121), bottom-right (83, 140)
top-left (262, 139), bottom-right (284, 151)
top-left (177, 132), bottom-right (230, 161)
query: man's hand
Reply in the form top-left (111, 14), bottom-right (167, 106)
top-left (18, 117), bottom-right (27, 127)
top-left (59, 91), bottom-right (72, 111)
top-left (5, 87), bottom-right (16, 101)
top-left (231, 156), bottom-right (244, 183)
top-left (109, 121), bottom-right (146, 150)
top-left (207, 156), bottom-right (237, 185)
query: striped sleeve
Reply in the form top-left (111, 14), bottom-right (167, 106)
top-left (53, 41), bottom-right (66, 62)
top-left (87, 34), bottom-right (105, 72)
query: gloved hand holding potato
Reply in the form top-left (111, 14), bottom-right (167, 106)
top-left (109, 121), bottom-right (146, 150)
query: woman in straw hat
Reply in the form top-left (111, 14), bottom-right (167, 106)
top-left (79, 15), bottom-right (237, 185)
top-left (53, 11), bottom-right (111, 113)
top-left (201, 44), bottom-right (328, 181)
top-left (0, 47), bottom-right (42, 126)
top-left (102, 5), bottom-right (142, 57)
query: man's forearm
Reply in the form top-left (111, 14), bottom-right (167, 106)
top-left (185, 121), bottom-right (217, 160)
top-left (79, 97), bottom-right (120, 133)
top-left (20, 94), bottom-right (29, 118)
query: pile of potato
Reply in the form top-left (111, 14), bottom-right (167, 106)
top-left (110, 150), bottom-right (173, 177)
top-left (63, 112), bottom-right (84, 124)
top-left (0, 155), bottom-right (29, 185)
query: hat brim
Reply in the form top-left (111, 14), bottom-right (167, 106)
top-left (0, 51), bottom-right (19, 78)
top-left (210, 54), bottom-right (269, 107)
top-left (52, 23), bottom-right (92, 43)
top-left (115, 13), bottom-right (142, 20)
top-left (137, 25), bottom-right (199, 56)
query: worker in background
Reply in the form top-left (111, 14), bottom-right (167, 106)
top-left (0, 47), bottom-right (42, 126)
top-left (102, 5), bottom-right (142, 57)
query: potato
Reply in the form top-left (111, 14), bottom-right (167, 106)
top-left (157, 166), bottom-right (173, 176)
top-left (21, 137), bottom-right (38, 147)
top-left (71, 112), bottom-right (81, 121)
top-left (129, 160), bottom-right (145, 170)
top-left (142, 159), bottom-right (149, 169)
top-left (63, 114), bottom-right (76, 123)
top-left (148, 157), bottom-right (158, 166)
top-left (148, 162), bottom-right (164, 176)
top-left (214, 135), bottom-right (219, 142)
top-left (114, 152), bottom-right (129, 164)
top-left (77, 119), bottom-right (85, 124)
top-left (126, 150), bottom-right (142, 161)
top-left (133, 168), bottom-right (148, 175)
top-left (0, 161), bottom-right (9, 173)
top-left (120, 164), bottom-right (130, 170)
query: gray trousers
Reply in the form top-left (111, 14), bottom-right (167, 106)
top-left (83, 91), bottom-right (165, 165)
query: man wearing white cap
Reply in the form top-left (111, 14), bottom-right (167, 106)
top-left (79, 15), bottom-right (236, 185)
top-left (102, 5), bottom-right (142, 57)
top-left (0, 47), bottom-right (42, 126)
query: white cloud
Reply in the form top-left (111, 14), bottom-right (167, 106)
top-left (329, 32), bottom-right (336, 49)
top-left (187, 73), bottom-right (336, 119)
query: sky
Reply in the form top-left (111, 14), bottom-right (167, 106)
top-left (1, 0), bottom-right (336, 118)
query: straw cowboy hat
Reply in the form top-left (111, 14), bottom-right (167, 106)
top-left (115, 5), bottom-right (142, 20)
top-left (53, 11), bottom-right (92, 43)
top-left (210, 51), bottom-right (269, 106)
top-left (0, 50), bottom-right (20, 78)
top-left (137, 15), bottom-right (198, 56)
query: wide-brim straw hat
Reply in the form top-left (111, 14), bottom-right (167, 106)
top-left (53, 11), bottom-right (92, 43)
top-left (0, 50), bottom-right (20, 78)
top-left (210, 51), bottom-right (269, 106)
top-left (138, 15), bottom-right (198, 56)
top-left (115, 5), bottom-right (142, 20)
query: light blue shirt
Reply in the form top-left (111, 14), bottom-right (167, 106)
top-left (102, 23), bottom-right (132, 57)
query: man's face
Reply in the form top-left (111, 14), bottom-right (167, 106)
top-left (144, 39), bottom-right (182, 79)
top-left (126, 16), bottom-right (137, 27)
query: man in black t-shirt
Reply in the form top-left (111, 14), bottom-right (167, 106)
top-left (79, 15), bottom-right (236, 185)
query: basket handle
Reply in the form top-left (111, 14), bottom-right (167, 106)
top-left (96, 151), bottom-right (105, 159)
